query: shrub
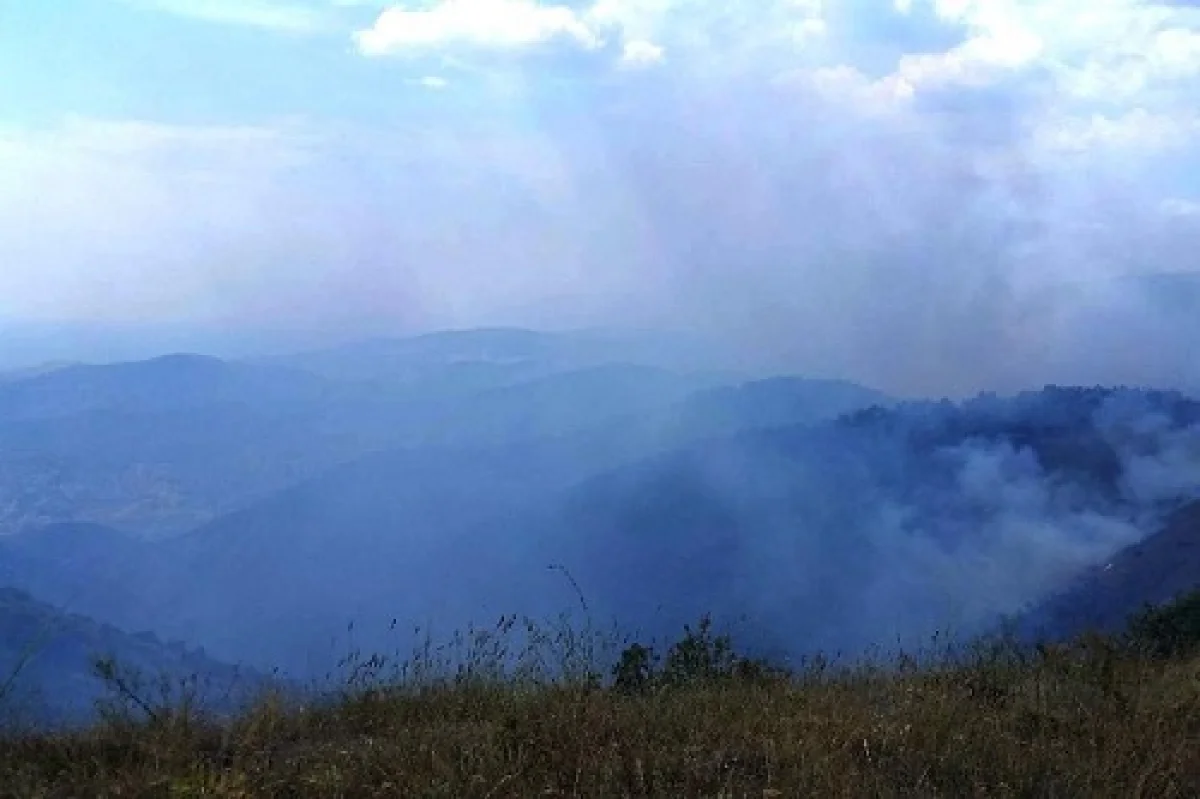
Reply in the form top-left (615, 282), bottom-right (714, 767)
top-left (1126, 588), bottom-right (1200, 658)
top-left (612, 615), bottom-right (782, 691)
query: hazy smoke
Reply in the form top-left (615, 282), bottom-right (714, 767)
top-left (3, 2), bottom-right (1200, 697)
top-left (551, 388), bottom-right (1200, 660)
top-left (3, 3), bottom-right (1200, 396)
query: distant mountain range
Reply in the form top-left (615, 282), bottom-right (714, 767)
top-left (259, 327), bottom-right (747, 386)
top-left (2, 327), bottom-right (1198, 726)
top-left (3, 383), bottom-right (1195, 677)
top-left (0, 354), bottom-right (335, 422)
top-left (0, 372), bottom-right (892, 671)
top-left (0, 332), bottom-right (881, 537)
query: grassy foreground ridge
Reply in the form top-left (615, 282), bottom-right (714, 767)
top-left (2, 597), bottom-right (1200, 797)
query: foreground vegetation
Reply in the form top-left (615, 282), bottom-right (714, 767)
top-left (2, 596), bottom-right (1200, 797)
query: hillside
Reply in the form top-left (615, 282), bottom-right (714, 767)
top-left (1027, 499), bottom-right (1200, 637)
top-left (543, 386), bottom-right (1200, 656)
top-left (3, 384), bottom-right (1193, 680)
top-left (0, 524), bottom-right (153, 626)
top-left (2, 606), bottom-right (1198, 796)
top-left (0, 354), bottom-right (334, 422)
top-left (0, 586), bottom-right (256, 727)
top-left (0, 406), bottom-right (376, 537)
top-left (0, 363), bottom-right (724, 537)
top-left (0, 363), bottom-right (75, 384)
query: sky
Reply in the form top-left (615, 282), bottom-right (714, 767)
top-left (2, 0), bottom-right (1200, 394)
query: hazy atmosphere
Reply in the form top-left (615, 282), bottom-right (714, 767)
top-left (2, 3), bottom-right (1200, 761)
top-left (4, 0), bottom-right (1200, 394)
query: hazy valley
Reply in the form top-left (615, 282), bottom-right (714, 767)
top-left (8, 2), bottom-right (1200, 788)
top-left (0, 327), bottom-right (1197, 729)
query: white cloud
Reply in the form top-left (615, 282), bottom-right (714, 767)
top-left (355, 0), bottom-right (603, 56)
top-left (619, 39), bottom-right (665, 68)
top-left (887, 0), bottom-right (1200, 97)
top-left (1038, 109), bottom-right (1200, 153)
top-left (971, 1), bottom-right (1200, 96)
top-left (584, 0), bottom-right (674, 42)
top-left (802, 0), bottom-right (1200, 158)
top-left (892, 19), bottom-right (1042, 89)
top-left (590, 0), bottom-right (827, 56)
top-left (415, 75), bottom-right (450, 89)
top-left (354, 0), bottom-right (828, 69)
top-left (793, 65), bottom-right (914, 111)
top-left (1064, 24), bottom-right (1200, 101)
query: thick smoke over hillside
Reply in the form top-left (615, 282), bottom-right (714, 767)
top-left (551, 388), bottom-right (1200, 659)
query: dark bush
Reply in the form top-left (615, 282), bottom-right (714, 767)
top-left (1126, 588), bottom-right (1200, 658)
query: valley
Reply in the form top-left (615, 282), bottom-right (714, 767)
top-left (0, 329), bottom-right (1196, 728)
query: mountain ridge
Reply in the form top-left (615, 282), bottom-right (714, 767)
top-left (1025, 499), bottom-right (1200, 637)
top-left (0, 585), bottom-right (258, 727)
top-left (4, 384), bottom-right (1193, 677)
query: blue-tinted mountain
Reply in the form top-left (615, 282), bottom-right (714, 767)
top-left (0, 353), bottom-right (333, 422)
top-left (0, 362), bottom-right (76, 384)
top-left (0, 585), bottom-right (256, 727)
top-left (0, 370), bottom-right (891, 671)
top-left (6, 385), bottom-right (1192, 677)
top-left (0, 524), bottom-right (152, 625)
top-left (0, 348), bottom-right (739, 536)
top-left (1023, 499), bottom-right (1200, 638)
top-left (545, 387), bottom-right (1200, 656)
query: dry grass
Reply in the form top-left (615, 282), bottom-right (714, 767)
top-left (2, 617), bottom-right (1199, 798)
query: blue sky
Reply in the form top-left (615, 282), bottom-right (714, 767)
top-left (3, 1), bottom-right (1200, 393)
